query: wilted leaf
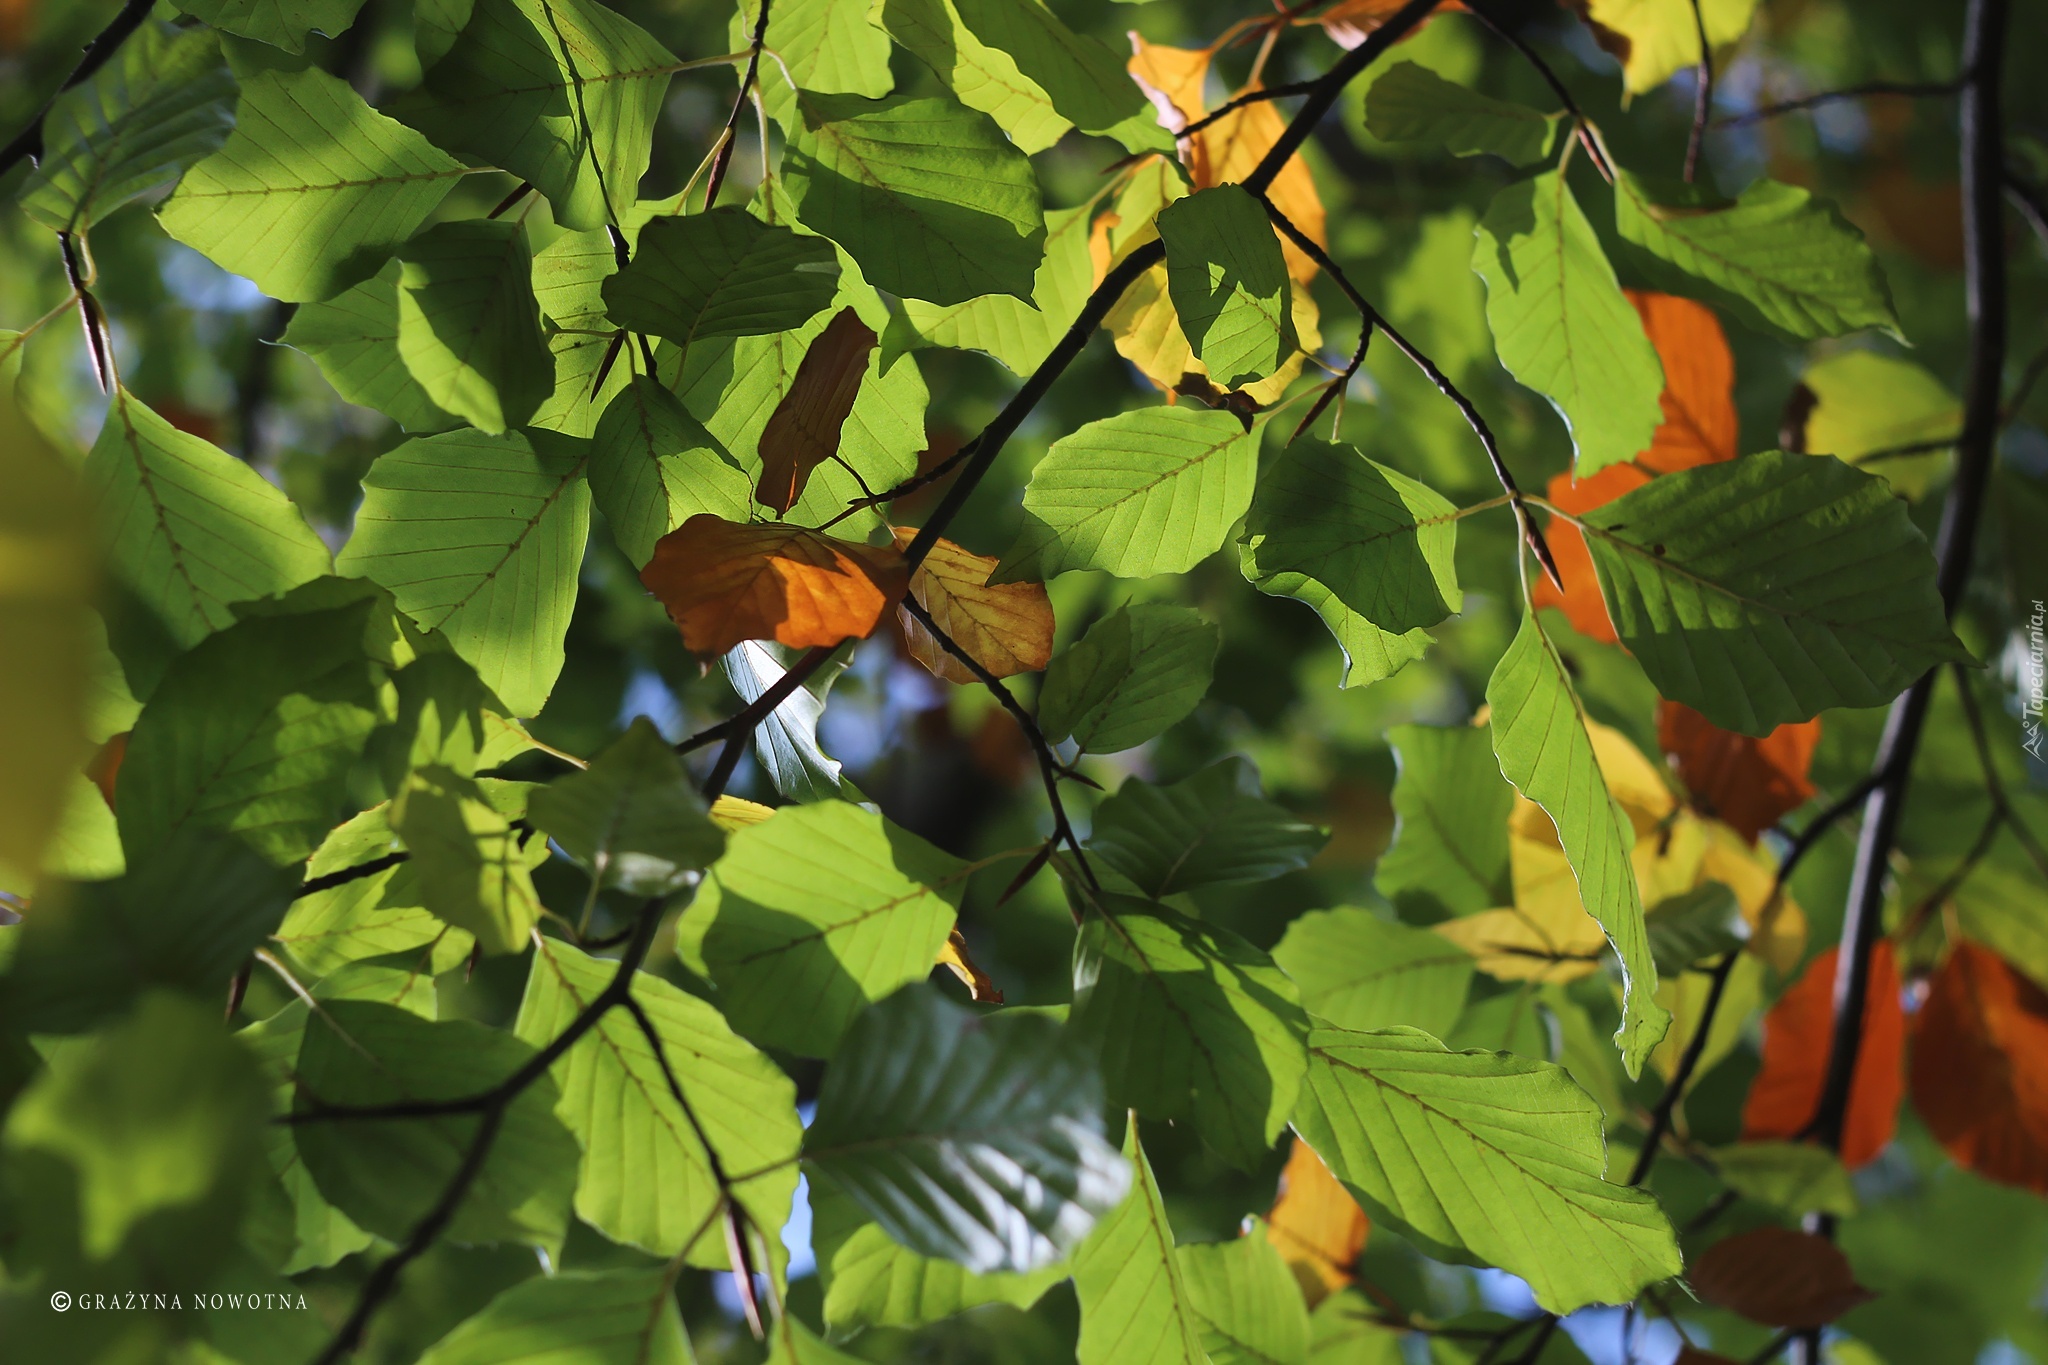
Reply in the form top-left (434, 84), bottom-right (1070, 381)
top-left (1690, 1226), bottom-right (1874, 1328)
top-left (1265, 1136), bottom-right (1369, 1305)
top-left (1742, 942), bottom-right (1905, 1168)
top-left (639, 515), bottom-right (909, 656)
top-left (1628, 290), bottom-right (1738, 472)
top-left (1910, 940), bottom-right (2048, 1195)
top-left (893, 527), bottom-right (1053, 683)
top-left (1659, 702), bottom-right (1819, 842)
top-left (755, 308), bottom-right (879, 514)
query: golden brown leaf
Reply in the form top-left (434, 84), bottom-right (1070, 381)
top-left (1690, 1226), bottom-right (1875, 1329)
top-left (891, 527), bottom-right (1054, 684)
top-left (1265, 1136), bottom-right (1368, 1305)
top-left (1658, 701), bottom-right (1820, 843)
top-left (1125, 34), bottom-right (1211, 133)
top-left (640, 515), bottom-right (909, 657)
top-left (1910, 940), bottom-right (2048, 1195)
top-left (87, 731), bottom-right (128, 809)
top-left (755, 308), bottom-right (878, 514)
top-left (1627, 290), bottom-right (1738, 474)
top-left (937, 926), bottom-right (1004, 1004)
top-left (1530, 463), bottom-right (1651, 644)
top-left (1742, 942), bottom-right (1905, 1168)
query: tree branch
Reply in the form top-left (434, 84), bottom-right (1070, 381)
top-left (1683, 0), bottom-right (1713, 182)
top-left (1711, 79), bottom-right (1960, 131)
top-left (705, 0), bottom-right (773, 210)
top-left (1178, 79), bottom-right (1321, 140)
top-left (1464, 3), bottom-right (1616, 181)
top-left (0, 0), bottom-right (158, 180)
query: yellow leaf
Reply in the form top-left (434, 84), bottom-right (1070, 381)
top-left (936, 926), bottom-right (1003, 1003)
top-left (1125, 34), bottom-right (1211, 133)
top-left (709, 795), bottom-right (776, 831)
top-left (1265, 1136), bottom-right (1368, 1306)
top-left (892, 528), bottom-right (1054, 684)
top-left (1699, 819), bottom-right (1807, 975)
top-left (1566, 0), bottom-right (1763, 95)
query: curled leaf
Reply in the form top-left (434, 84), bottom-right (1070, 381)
top-left (1689, 1225), bottom-right (1874, 1328)
top-left (640, 515), bottom-right (909, 656)
top-left (892, 527), bottom-right (1054, 684)
top-left (756, 308), bottom-right (879, 514)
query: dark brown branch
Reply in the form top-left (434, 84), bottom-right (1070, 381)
top-left (1178, 79), bottom-right (1321, 140)
top-left (1683, 0), bottom-right (1713, 182)
top-left (0, 0), bottom-right (158, 180)
top-left (705, 0), bottom-right (772, 210)
top-left (1464, 3), bottom-right (1616, 181)
top-left (292, 852), bottom-right (409, 900)
top-left (1711, 79), bottom-right (1960, 130)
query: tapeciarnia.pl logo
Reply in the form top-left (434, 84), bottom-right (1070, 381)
top-left (2025, 599), bottom-right (2045, 761)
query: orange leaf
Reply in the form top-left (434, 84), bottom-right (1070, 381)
top-left (1265, 1136), bottom-right (1368, 1306)
top-left (937, 926), bottom-right (1004, 1004)
top-left (1658, 702), bottom-right (1821, 843)
top-left (890, 528), bottom-right (1054, 685)
top-left (1689, 1226), bottom-right (1875, 1329)
top-left (1742, 942), bottom-right (1906, 1168)
top-left (755, 308), bottom-right (878, 514)
top-left (1126, 34), bottom-right (1211, 133)
top-left (87, 731), bottom-right (128, 809)
top-left (1626, 290), bottom-right (1738, 474)
top-left (640, 515), bottom-right (909, 657)
top-left (1530, 464), bottom-right (1650, 644)
top-left (1910, 941), bottom-right (2048, 1195)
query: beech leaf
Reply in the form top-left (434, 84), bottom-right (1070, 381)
top-left (756, 308), bottom-right (879, 514)
top-left (639, 515), bottom-right (909, 657)
top-left (892, 527), bottom-right (1054, 683)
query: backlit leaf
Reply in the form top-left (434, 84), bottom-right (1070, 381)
top-left (1614, 171), bottom-right (1898, 342)
top-left (1792, 350), bottom-right (1958, 498)
top-left (1265, 1137), bottom-right (1370, 1305)
top-left (279, 261), bottom-right (457, 432)
top-left (589, 376), bottom-right (749, 567)
top-left (756, 308), bottom-right (879, 514)
top-left (1159, 185), bottom-right (1297, 387)
top-left (1567, 0), bottom-right (1762, 94)
top-left (1177, 1228), bottom-right (1312, 1365)
top-left (639, 515), bottom-right (908, 657)
top-left (876, 0), bottom-right (1070, 155)
top-left (1473, 172), bottom-right (1665, 476)
top-left (785, 91), bottom-right (1046, 307)
top-left (1742, 942), bottom-right (1904, 1168)
top-left (999, 407), bottom-right (1258, 581)
top-left (902, 201), bottom-right (1096, 374)
top-left (806, 984), bottom-right (1130, 1273)
top-left (1293, 1024), bottom-right (1683, 1313)
top-left (678, 801), bottom-right (966, 1056)
top-left (1088, 757), bottom-right (1327, 897)
top-left (273, 799), bottom-right (475, 978)
top-left (1273, 907), bottom-right (1474, 1039)
top-left (1037, 603), bottom-right (1218, 754)
top-left (1072, 896), bottom-right (1309, 1168)
top-left (1072, 1123), bottom-right (1208, 1365)
top-left (413, 1268), bottom-right (692, 1365)
top-left (1690, 1226), bottom-right (1874, 1328)
top-left (525, 718), bottom-right (725, 896)
top-left (1657, 701), bottom-right (1819, 842)
top-left (1363, 61), bottom-right (1557, 165)
top-left (602, 208), bottom-right (841, 349)
top-left (1528, 464), bottom-right (1648, 644)
top-left (1578, 450), bottom-right (1969, 733)
top-left (1710, 1142), bottom-right (1858, 1219)
top-left (1488, 613), bottom-right (1668, 1074)
top-left (1909, 941), bottom-right (2048, 1195)
top-left (1375, 724), bottom-right (1515, 918)
top-left (1628, 289), bottom-right (1739, 472)
top-left (390, 765), bottom-right (548, 955)
top-left (952, 0), bottom-right (1155, 144)
top-left (337, 428), bottom-right (590, 717)
top-left (159, 64), bottom-right (467, 301)
top-left (892, 527), bottom-right (1054, 684)
top-left (395, 219), bottom-right (553, 434)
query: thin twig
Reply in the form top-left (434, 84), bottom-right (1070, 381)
top-left (1465, 3), bottom-right (1616, 181)
top-left (705, 0), bottom-right (773, 210)
top-left (292, 852), bottom-right (408, 900)
top-left (1683, 0), bottom-right (1713, 182)
top-left (0, 0), bottom-right (158, 179)
top-left (1179, 79), bottom-right (1321, 140)
top-left (1711, 79), bottom-right (1961, 130)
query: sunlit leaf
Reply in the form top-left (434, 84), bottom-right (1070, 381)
top-left (413, 1268), bottom-right (692, 1365)
top-left (902, 201), bottom-right (1096, 374)
top-left (1073, 1122), bottom-right (1208, 1365)
top-left (1273, 907), bottom-right (1473, 1039)
top-left (1567, 0), bottom-right (1763, 94)
top-left (273, 798), bottom-right (478, 978)
top-left (1363, 61), bottom-right (1557, 164)
top-left (1791, 350), bottom-right (1959, 498)
top-left (1177, 1228), bottom-right (1311, 1365)
top-left (525, 718), bottom-right (724, 896)
top-left (390, 765), bottom-right (547, 955)
top-left (589, 376), bottom-right (750, 567)
top-left (877, 0), bottom-right (1071, 154)
top-left (719, 639), bottom-right (852, 802)
top-left (893, 527), bottom-right (1054, 684)
top-left (1159, 185), bottom-right (1296, 387)
top-left (1374, 724), bottom-right (1515, 918)
top-left (1265, 1136), bottom-right (1369, 1306)
top-left (279, 261), bottom-right (458, 432)
top-left (602, 207), bottom-right (841, 349)
top-left (639, 515), bottom-right (908, 657)
top-left (1909, 941), bottom-right (2048, 1195)
top-left (395, 219), bottom-right (553, 435)
top-left (1657, 701), bottom-right (1819, 842)
top-left (1742, 942), bottom-right (1904, 1168)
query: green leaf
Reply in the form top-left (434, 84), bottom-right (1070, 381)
top-left (414, 1268), bottom-right (693, 1365)
top-left (678, 802), bottom-right (965, 1057)
top-left (158, 65), bottom-right (468, 301)
top-left (1177, 1227), bottom-right (1311, 1365)
top-left (177, 0), bottom-right (367, 54)
top-left (1472, 172), bottom-right (1664, 475)
top-left (1072, 1122), bottom-right (1207, 1365)
top-left (952, 0), bottom-right (1151, 138)
top-left (876, 0), bottom-right (1071, 155)
top-left (719, 640), bottom-right (852, 802)
top-left (1576, 449), bottom-right (1969, 733)
top-left (1613, 170), bottom-right (1898, 341)
top-left (513, 936), bottom-right (802, 1263)
top-left (602, 207), bottom-right (840, 348)
top-left (1037, 603), bottom-right (1219, 754)
top-left (1000, 407), bottom-right (1258, 581)
top-left (1072, 897), bottom-right (1309, 1168)
top-left (1710, 1141), bottom-right (1858, 1219)
top-left (19, 23), bottom-right (236, 231)
top-left (2, 831), bottom-right (293, 1035)
top-left (336, 428), bottom-right (590, 717)
top-left (806, 984), bottom-right (1130, 1273)
top-left (1307, 1289), bottom-right (1408, 1365)
top-left (2, 991), bottom-right (264, 1266)
top-left (901, 200), bottom-right (1095, 374)
top-left (1089, 757), bottom-right (1327, 897)
top-left (85, 389), bottom-right (331, 649)
top-left (810, 1176), bottom-right (1067, 1333)
top-left (1272, 907), bottom-right (1474, 1038)
top-left (391, 765), bottom-right (549, 955)
top-left (1238, 548), bottom-right (1431, 692)
top-left (786, 91), bottom-right (1046, 307)
top-left (1158, 186), bottom-right (1296, 387)
top-left (1643, 881), bottom-right (1744, 975)
top-left (116, 596), bottom-right (383, 866)
top-left (589, 379), bottom-right (748, 567)
top-left (1795, 350), bottom-right (1959, 498)
top-left (405, 0), bottom-right (677, 232)
top-left (1487, 613), bottom-right (1668, 1074)
top-left (526, 719), bottom-right (725, 897)
top-left (293, 1000), bottom-right (578, 1249)
top-left (769, 1317), bottom-right (874, 1365)
top-left (272, 798), bottom-right (479, 977)
top-left (739, 0), bottom-right (893, 107)
top-left (395, 219), bottom-right (553, 434)
top-left (279, 261), bottom-right (458, 432)
top-left (1292, 1024), bottom-right (1682, 1313)
top-left (1363, 62), bottom-right (1557, 165)
top-left (1374, 723), bottom-right (1515, 918)
top-left (368, 649), bottom-right (538, 785)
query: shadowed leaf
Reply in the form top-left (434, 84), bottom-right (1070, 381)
top-left (756, 308), bottom-right (879, 514)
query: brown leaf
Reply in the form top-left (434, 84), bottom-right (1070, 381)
top-left (640, 514), bottom-right (908, 657)
top-left (1742, 942), bottom-right (1905, 1168)
top-left (1626, 290), bottom-right (1738, 474)
top-left (755, 308), bottom-right (878, 514)
top-left (1910, 940), bottom-right (2048, 1195)
top-left (891, 527), bottom-right (1054, 685)
top-left (1690, 1226), bottom-right (1875, 1328)
top-left (87, 731), bottom-right (128, 809)
top-left (1265, 1135), bottom-right (1368, 1306)
top-left (1658, 702), bottom-right (1821, 843)
top-left (937, 926), bottom-right (1004, 1004)
top-left (1307, 0), bottom-right (1461, 49)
